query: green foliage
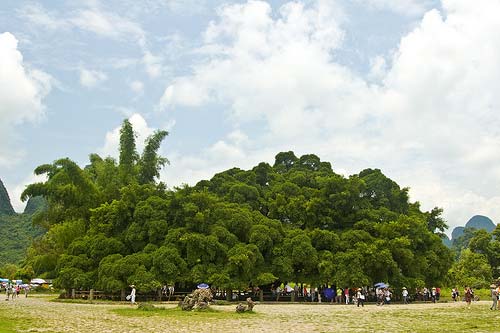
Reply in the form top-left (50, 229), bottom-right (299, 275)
top-left (448, 248), bottom-right (492, 288)
top-left (138, 130), bottom-right (169, 184)
top-left (0, 212), bottom-right (45, 267)
top-left (119, 119), bottom-right (139, 185)
top-left (450, 225), bottom-right (500, 280)
top-left (18, 137), bottom-right (454, 292)
top-left (0, 178), bottom-right (15, 215)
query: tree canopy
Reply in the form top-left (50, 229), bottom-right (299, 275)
top-left (18, 119), bottom-right (454, 292)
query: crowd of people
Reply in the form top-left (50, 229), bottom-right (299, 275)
top-left (265, 284), bottom-right (451, 305)
top-left (2, 282), bottom-right (30, 300)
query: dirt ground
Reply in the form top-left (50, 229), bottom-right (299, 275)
top-left (0, 295), bottom-right (497, 332)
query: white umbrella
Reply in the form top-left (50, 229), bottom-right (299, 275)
top-left (30, 278), bottom-right (47, 284)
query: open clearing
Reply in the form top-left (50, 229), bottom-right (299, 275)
top-left (0, 295), bottom-right (498, 332)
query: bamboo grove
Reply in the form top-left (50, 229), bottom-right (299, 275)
top-left (19, 120), bottom-right (455, 293)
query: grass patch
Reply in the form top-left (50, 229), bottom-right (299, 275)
top-left (113, 304), bottom-right (259, 320)
top-left (51, 298), bottom-right (124, 305)
top-left (0, 318), bottom-right (17, 333)
top-left (211, 300), bottom-right (233, 306)
top-left (339, 304), bottom-right (500, 333)
top-left (0, 308), bottom-right (41, 333)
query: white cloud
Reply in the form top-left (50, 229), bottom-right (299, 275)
top-left (72, 8), bottom-right (146, 46)
top-left (19, 2), bottom-right (146, 45)
top-left (8, 173), bottom-right (47, 213)
top-left (160, 78), bottom-right (210, 110)
top-left (18, 2), bottom-right (161, 78)
top-left (129, 80), bottom-right (144, 94)
top-left (17, 3), bottom-right (68, 30)
top-left (98, 113), bottom-right (155, 158)
top-left (142, 51), bottom-right (163, 78)
top-left (79, 68), bottom-right (108, 88)
top-left (161, 129), bottom-right (273, 187)
top-left (0, 32), bottom-right (52, 167)
top-left (158, 0), bottom-right (500, 230)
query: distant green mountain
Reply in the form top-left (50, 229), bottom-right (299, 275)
top-left (0, 179), bottom-right (15, 215)
top-left (442, 234), bottom-right (452, 248)
top-left (23, 196), bottom-right (48, 215)
top-left (443, 215), bottom-right (497, 249)
top-left (451, 226), bottom-right (466, 240)
top-left (465, 215), bottom-right (495, 232)
top-left (0, 213), bottom-right (45, 266)
top-left (451, 215), bottom-right (496, 241)
top-left (0, 181), bottom-right (46, 266)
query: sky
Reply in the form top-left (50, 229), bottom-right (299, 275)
top-left (1, 0), bottom-right (499, 234)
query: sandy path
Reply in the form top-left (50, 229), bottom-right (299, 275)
top-left (0, 295), bottom-right (494, 333)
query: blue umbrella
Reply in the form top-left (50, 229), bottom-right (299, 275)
top-left (197, 283), bottom-right (209, 289)
top-left (0, 278), bottom-right (9, 282)
top-left (375, 282), bottom-right (389, 288)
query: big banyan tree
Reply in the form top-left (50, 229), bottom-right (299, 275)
top-left (20, 119), bottom-right (452, 297)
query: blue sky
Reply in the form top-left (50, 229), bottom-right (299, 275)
top-left (1, 0), bottom-right (499, 233)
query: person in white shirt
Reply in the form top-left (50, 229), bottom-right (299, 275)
top-left (402, 287), bottom-right (409, 304)
top-left (356, 288), bottom-right (365, 307)
top-left (129, 285), bottom-right (136, 304)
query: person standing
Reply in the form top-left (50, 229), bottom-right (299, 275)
top-left (431, 287), bottom-right (437, 303)
top-left (336, 287), bottom-right (343, 304)
top-left (384, 288), bottom-right (392, 305)
top-left (310, 287), bottom-right (316, 302)
top-left (490, 285), bottom-right (498, 310)
top-left (161, 284), bottom-right (167, 300)
top-left (168, 285), bottom-right (174, 301)
top-left (497, 286), bottom-right (500, 309)
top-left (402, 287), bottom-right (409, 304)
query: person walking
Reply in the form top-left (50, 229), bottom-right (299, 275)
top-left (464, 286), bottom-right (472, 309)
top-left (356, 288), bottom-right (365, 307)
top-left (490, 285), bottom-right (498, 310)
top-left (5, 283), bottom-right (11, 301)
top-left (451, 288), bottom-right (457, 302)
top-left (128, 285), bottom-right (136, 304)
top-left (376, 287), bottom-right (384, 306)
top-left (11, 284), bottom-right (17, 300)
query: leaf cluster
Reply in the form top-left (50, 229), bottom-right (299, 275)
top-left (18, 124), bottom-right (453, 292)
